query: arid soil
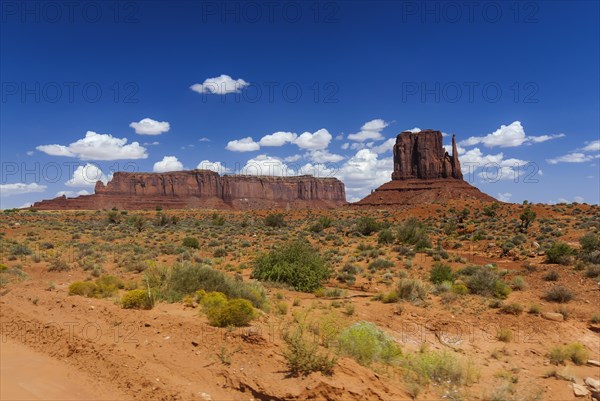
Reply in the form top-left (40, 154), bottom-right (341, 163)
top-left (1, 201), bottom-right (599, 401)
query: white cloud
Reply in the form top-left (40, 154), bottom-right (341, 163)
top-left (129, 118), bottom-right (170, 135)
top-left (334, 149), bottom-right (393, 201)
top-left (341, 143), bottom-right (350, 150)
top-left (225, 137), bottom-right (260, 152)
top-left (56, 189), bottom-right (90, 198)
top-left (198, 137), bottom-right (211, 142)
top-left (259, 131), bottom-right (297, 147)
top-left (461, 121), bottom-right (564, 148)
top-left (0, 183), bottom-right (47, 197)
top-left (581, 140), bottom-right (600, 152)
top-left (298, 162), bottom-right (338, 178)
top-left (405, 127), bottom-right (421, 133)
top-left (190, 74), bottom-right (249, 95)
top-left (37, 131), bottom-right (148, 160)
top-left (66, 164), bottom-right (107, 187)
top-left (574, 196), bottom-right (585, 203)
top-left (26, 151), bottom-right (34, 156)
top-left (370, 137), bottom-right (396, 154)
top-left (546, 152), bottom-right (599, 164)
top-left (497, 192), bottom-right (512, 202)
top-left (143, 141), bottom-right (160, 146)
top-left (347, 119), bottom-right (388, 142)
top-left (294, 129), bottom-right (332, 150)
top-left (153, 156), bottom-right (184, 173)
top-left (240, 155), bottom-right (294, 176)
top-left (196, 160), bottom-right (232, 175)
top-left (18, 202), bottom-right (33, 208)
top-left (284, 154), bottom-right (302, 162)
top-left (335, 133), bottom-right (344, 141)
top-left (307, 149), bottom-right (344, 163)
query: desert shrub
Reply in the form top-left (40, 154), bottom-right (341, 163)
top-left (401, 349), bottom-right (476, 385)
top-left (203, 296), bottom-right (255, 327)
top-left (252, 240), bottom-right (329, 292)
top-left (543, 271), bottom-right (559, 281)
top-left (213, 248), bottom-right (227, 258)
top-left (182, 237), bottom-right (199, 249)
top-left (496, 328), bottom-right (513, 342)
top-left (510, 276), bottom-right (527, 290)
top-left (145, 263), bottom-right (267, 307)
top-left (264, 213), bottom-right (286, 228)
top-left (397, 218), bottom-right (431, 250)
top-left (68, 281), bottom-right (97, 297)
top-left (377, 229), bottom-right (394, 244)
top-left (429, 263), bottom-right (453, 284)
top-left (500, 303), bottom-right (524, 315)
top-left (121, 289), bottom-right (154, 309)
top-left (354, 216), bottom-right (380, 236)
top-left (528, 304), bottom-right (541, 314)
top-left (368, 258), bottom-right (394, 272)
top-left (451, 283), bottom-right (469, 295)
top-left (545, 241), bottom-right (574, 264)
top-left (397, 278), bottom-right (428, 302)
top-left (94, 275), bottom-right (124, 297)
top-left (338, 321), bottom-right (401, 366)
top-left (547, 343), bottom-right (589, 365)
top-left (465, 266), bottom-right (510, 298)
top-left (211, 213), bottom-right (225, 226)
top-left (579, 232), bottom-right (600, 255)
top-left (47, 258), bottom-right (70, 272)
top-left (283, 325), bottom-right (337, 376)
top-left (586, 264), bottom-right (600, 278)
top-left (544, 286), bottom-right (574, 303)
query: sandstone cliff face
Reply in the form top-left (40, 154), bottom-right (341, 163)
top-left (391, 130), bottom-right (462, 180)
top-left (33, 170), bottom-right (346, 210)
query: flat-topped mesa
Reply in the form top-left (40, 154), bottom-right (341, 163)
top-left (391, 129), bottom-right (462, 180)
top-left (34, 170), bottom-right (347, 210)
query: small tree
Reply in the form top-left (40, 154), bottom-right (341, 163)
top-left (519, 206), bottom-right (536, 233)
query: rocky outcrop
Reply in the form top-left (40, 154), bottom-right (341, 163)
top-left (33, 170), bottom-right (346, 210)
top-left (357, 129), bottom-right (495, 206)
top-left (392, 130), bottom-right (462, 180)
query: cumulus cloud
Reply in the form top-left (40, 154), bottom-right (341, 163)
top-left (335, 149), bottom-right (393, 201)
top-left (370, 138), bottom-right (396, 154)
top-left (240, 154), bottom-right (294, 176)
top-left (153, 156), bottom-right (184, 173)
top-left (259, 131), bottom-right (297, 147)
top-left (0, 183), bottom-right (47, 197)
top-left (198, 137), bottom-right (211, 142)
top-left (190, 74), bottom-right (249, 95)
top-left (405, 127), bottom-right (421, 133)
top-left (225, 137), bottom-right (260, 152)
top-left (284, 154), bottom-right (302, 162)
top-left (37, 131), bottom-right (148, 160)
top-left (56, 189), bottom-right (90, 198)
top-left (347, 119), bottom-right (388, 142)
top-left (307, 149), bottom-right (344, 163)
top-left (294, 129), bottom-right (332, 150)
top-left (581, 140), bottom-right (600, 152)
top-left (460, 121), bottom-right (564, 148)
top-left (66, 164), bottom-right (108, 187)
top-left (129, 118), bottom-right (170, 135)
top-left (196, 160), bottom-right (232, 175)
top-left (497, 192), bottom-right (512, 202)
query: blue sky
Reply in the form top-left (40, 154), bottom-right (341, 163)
top-left (1, 0), bottom-right (599, 207)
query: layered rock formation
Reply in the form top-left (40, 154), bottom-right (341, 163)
top-left (356, 130), bottom-right (495, 206)
top-left (32, 170), bottom-right (347, 210)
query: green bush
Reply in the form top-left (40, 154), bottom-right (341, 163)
top-left (121, 289), bottom-right (154, 309)
top-left (264, 213), bottom-right (286, 228)
top-left (510, 276), bottom-right (527, 290)
top-left (338, 321), bottom-right (401, 366)
top-left (429, 263), bottom-right (453, 284)
top-left (579, 232), bottom-right (599, 254)
top-left (401, 349), bottom-right (474, 385)
top-left (145, 263), bottom-right (266, 308)
top-left (252, 240), bottom-right (330, 292)
top-left (544, 286), bottom-right (574, 303)
top-left (47, 258), bottom-right (70, 272)
top-left (283, 325), bottom-right (337, 376)
top-left (465, 266), bottom-right (510, 298)
top-left (377, 229), bottom-right (394, 244)
top-left (354, 216), bottom-right (380, 236)
top-left (548, 343), bottom-right (589, 365)
top-left (545, 241), bottom-right (574, 264)
top-left (451, 283), bottom-right (469, 295)
top-left (202, 294), bottom-right (255, 327)
top-left (368, 258), bottom-right (394, 272)
top-left (182, 237), bottom-right (199, 249)
top-left (68, 281), bottom-right (97, 297)
top-left (397, 218), bottom-right (431, 250)
top-left (500, 303), bottom-right (524, 315)
top-left (397, 278), bottom-right (429, 302)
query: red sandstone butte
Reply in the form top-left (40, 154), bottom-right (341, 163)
top-left (356, 130), bottom-right (495, 206)
top-left (32, 170), bottom-right (347, 210)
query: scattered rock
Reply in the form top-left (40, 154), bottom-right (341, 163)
top-left (587, 360), bottom-right (600, 367)
top-left (573, 384), bottom-right (590, 397)
top-left (585, 377), bottom-right (600, 392)
top-left (191, 341), bottom-right (199, 347)
top-left (542, 312), bottom-right (564, 322)
top-left (199, 393), bottom-right (212, 401)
